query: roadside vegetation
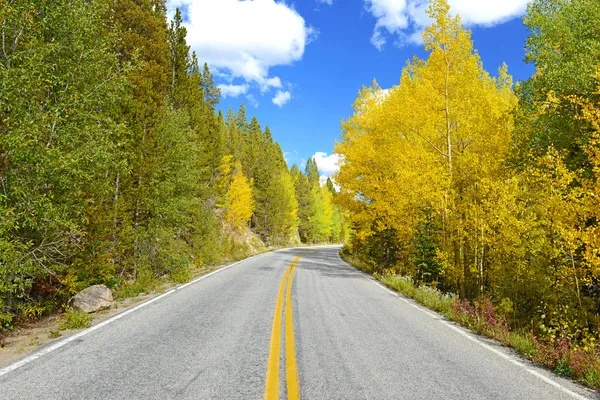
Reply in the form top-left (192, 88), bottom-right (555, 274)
top-left (0, 0), bottom-right (347, 341)
top-left (336, 0), bottom-right (600, 390)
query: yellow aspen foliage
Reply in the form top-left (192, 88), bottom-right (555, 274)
top-left (218, 155), bottom-right (254, 230)
top-left (576, 71), bottom-right (600, 276)
top-left (336, 0), bottom-right (518, 296)
top-left (320, 185), bottom-right (334, 241)
top-left (268, 171), bottom-right (299, 244)
top-left (337, 0), bottom-right (600, 348)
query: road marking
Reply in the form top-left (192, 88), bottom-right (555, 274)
top-left (0, 253), bottom-right (263, 378)
top-left (265, 251), bottom-right (311, 400)
top-left (285, 260), bottom-right (300, 400)
top-left (265, 258), bottom-right (295, 399)
top-left (366, 279), bottom-right (591, 400)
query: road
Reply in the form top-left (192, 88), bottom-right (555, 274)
top-left (0, 246), bottom-right (596, 399)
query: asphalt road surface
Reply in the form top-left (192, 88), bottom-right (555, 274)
top-left (1, 246), bottom-right (597, 400)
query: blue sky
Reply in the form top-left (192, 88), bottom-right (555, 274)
top-left (167, 0), bottom-right (536, 180)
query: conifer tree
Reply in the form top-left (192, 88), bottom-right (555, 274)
top-left (111, 0), bottom-right (173, 278)
top-left (168, 8), bottom-right (191, 109)
top-left (305, 158), bottom-right (320, 186)
top-left (291, 165), bottom-right (317, 243)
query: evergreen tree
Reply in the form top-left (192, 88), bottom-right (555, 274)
top-left (168, 8), bottom-right (191, 109)
top-left (201, 63), bottom-right (220, 109)
top-left (305, 157), bottom-right (320, 186)
top-left (326, 178), bottom-right (337, 195)
top-left (291, 165), bottom-right (316, 243)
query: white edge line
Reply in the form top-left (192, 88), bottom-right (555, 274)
top-left (0, 252), bottom-right (264, 378)
top-left (367, 278), bottom-right (591, 400)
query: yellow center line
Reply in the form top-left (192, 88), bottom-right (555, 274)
top-left (265, 257), bottom-right (298, 400)
top-left (265, 251), bottom-right (311, 400)
top-left (285, 259), bottom-right (300, 400)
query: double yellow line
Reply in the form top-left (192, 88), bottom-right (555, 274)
top-left (265, 252), bottom-right (309, 400)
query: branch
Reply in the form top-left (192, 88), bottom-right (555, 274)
top-left (395, 117), bottom-right (448, 159)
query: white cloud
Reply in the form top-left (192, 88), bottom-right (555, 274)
top-left (246, 93), bottom-right (259, 108)
top-left (218, 83), bottom-right (249, 98)
top-left (364, 0), bottom-right (531, 49)
top-left (317, 0), bottom-right (334, 4)
top-left (272, 90), bottom-right (292, 107)
top-left (168, 0), bottom-right (315, 91)
top-left (313, 152), bottom-right (340, 177)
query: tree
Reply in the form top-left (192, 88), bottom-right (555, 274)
top-left (110, 0), bottom-right (172, 279)
top-left (0, 0), bottom-right (129, 326)
top-left (291, 165), bottom-right (317, 243)
top-left (219, 156), bottom-right (254, 231)
top-left (305, 157), bottom-right (320, 186)
top-left (336, 0), bottom-right (517, 297)
top-left (201, 63), bottom-right (220, 109)
top-left (516, 0), bottom-right (600, 172)
top-left (264, 171), bottom-right (299, 244)
top-left (319, 185), bottom-right (334, 242)
top-left (168, 8), bottom-right (190, 109)
top-left (0, 0), bottom-right (337, 335)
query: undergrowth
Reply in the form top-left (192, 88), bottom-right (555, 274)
top-left (59, 309), bottom-right (92, 330)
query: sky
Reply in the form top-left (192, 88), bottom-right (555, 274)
top-left (166, 0), bottom-right (536, 182)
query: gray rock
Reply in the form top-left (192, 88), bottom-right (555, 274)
top-left (71, 285), bottom-right (113, 313)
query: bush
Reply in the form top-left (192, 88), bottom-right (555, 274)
top-left (59, 308), bottom-right (92, 330)
top-left (169, 254), bottom-right (191, 284)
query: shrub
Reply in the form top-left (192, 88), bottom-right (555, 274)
top-left (169, 255), bottom-right (191, 284)
top-left (59, 308), bottom-right (92, 330)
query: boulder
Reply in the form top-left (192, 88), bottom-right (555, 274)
top-left (71, 285), bottom-right (113, 313)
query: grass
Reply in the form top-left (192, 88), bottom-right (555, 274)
top-left (507, 331), bottom-right (536, 357)
top-left (59, 309), bottom-right (92, 330)
top-left (379, 274), bottom-right (455, 317)
top-left (47, 328), bottom-right (62, 339)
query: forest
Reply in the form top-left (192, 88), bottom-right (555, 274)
top-left (0, 1), bottom-right (346, 335)
top-left (336, 0), bottom-right (600, 385)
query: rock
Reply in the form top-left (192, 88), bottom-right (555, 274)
top-left (70, 285), bottom-right (113, 313)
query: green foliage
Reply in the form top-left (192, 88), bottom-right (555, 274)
top-left (0, 1), bottom-right (325, 335)
top-left (289, 159), bottom-right (348, 244)
top-left (409, 210), bottom-right (442, 285)
top-left (508, 332), bottom-right (537, 358)
top-left (0, 0), bottom-right (128, 331)
top-left (380, 274), bottom-right (455, 317)
top-left (516, 0), bottom-right (600, 172)
top-left (59, 309), bottom-right (92, 330)
top-left (168, 254), bottom-right (192, 284)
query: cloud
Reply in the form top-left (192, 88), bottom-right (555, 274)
top-left (168, 0), bottom-right (315, 91)
top-left (317, 0), bottom-right (334, 4)
top-left (246, 94), bottom-right (259, 108)
top-left (218, 83), bottom-right (249, 98)
top-left (272, 90), bottom-right (292, 107)
top-left (364, 0), bottom-right (531, 49)
top-left (313, 152), bottom-right (340, 177)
